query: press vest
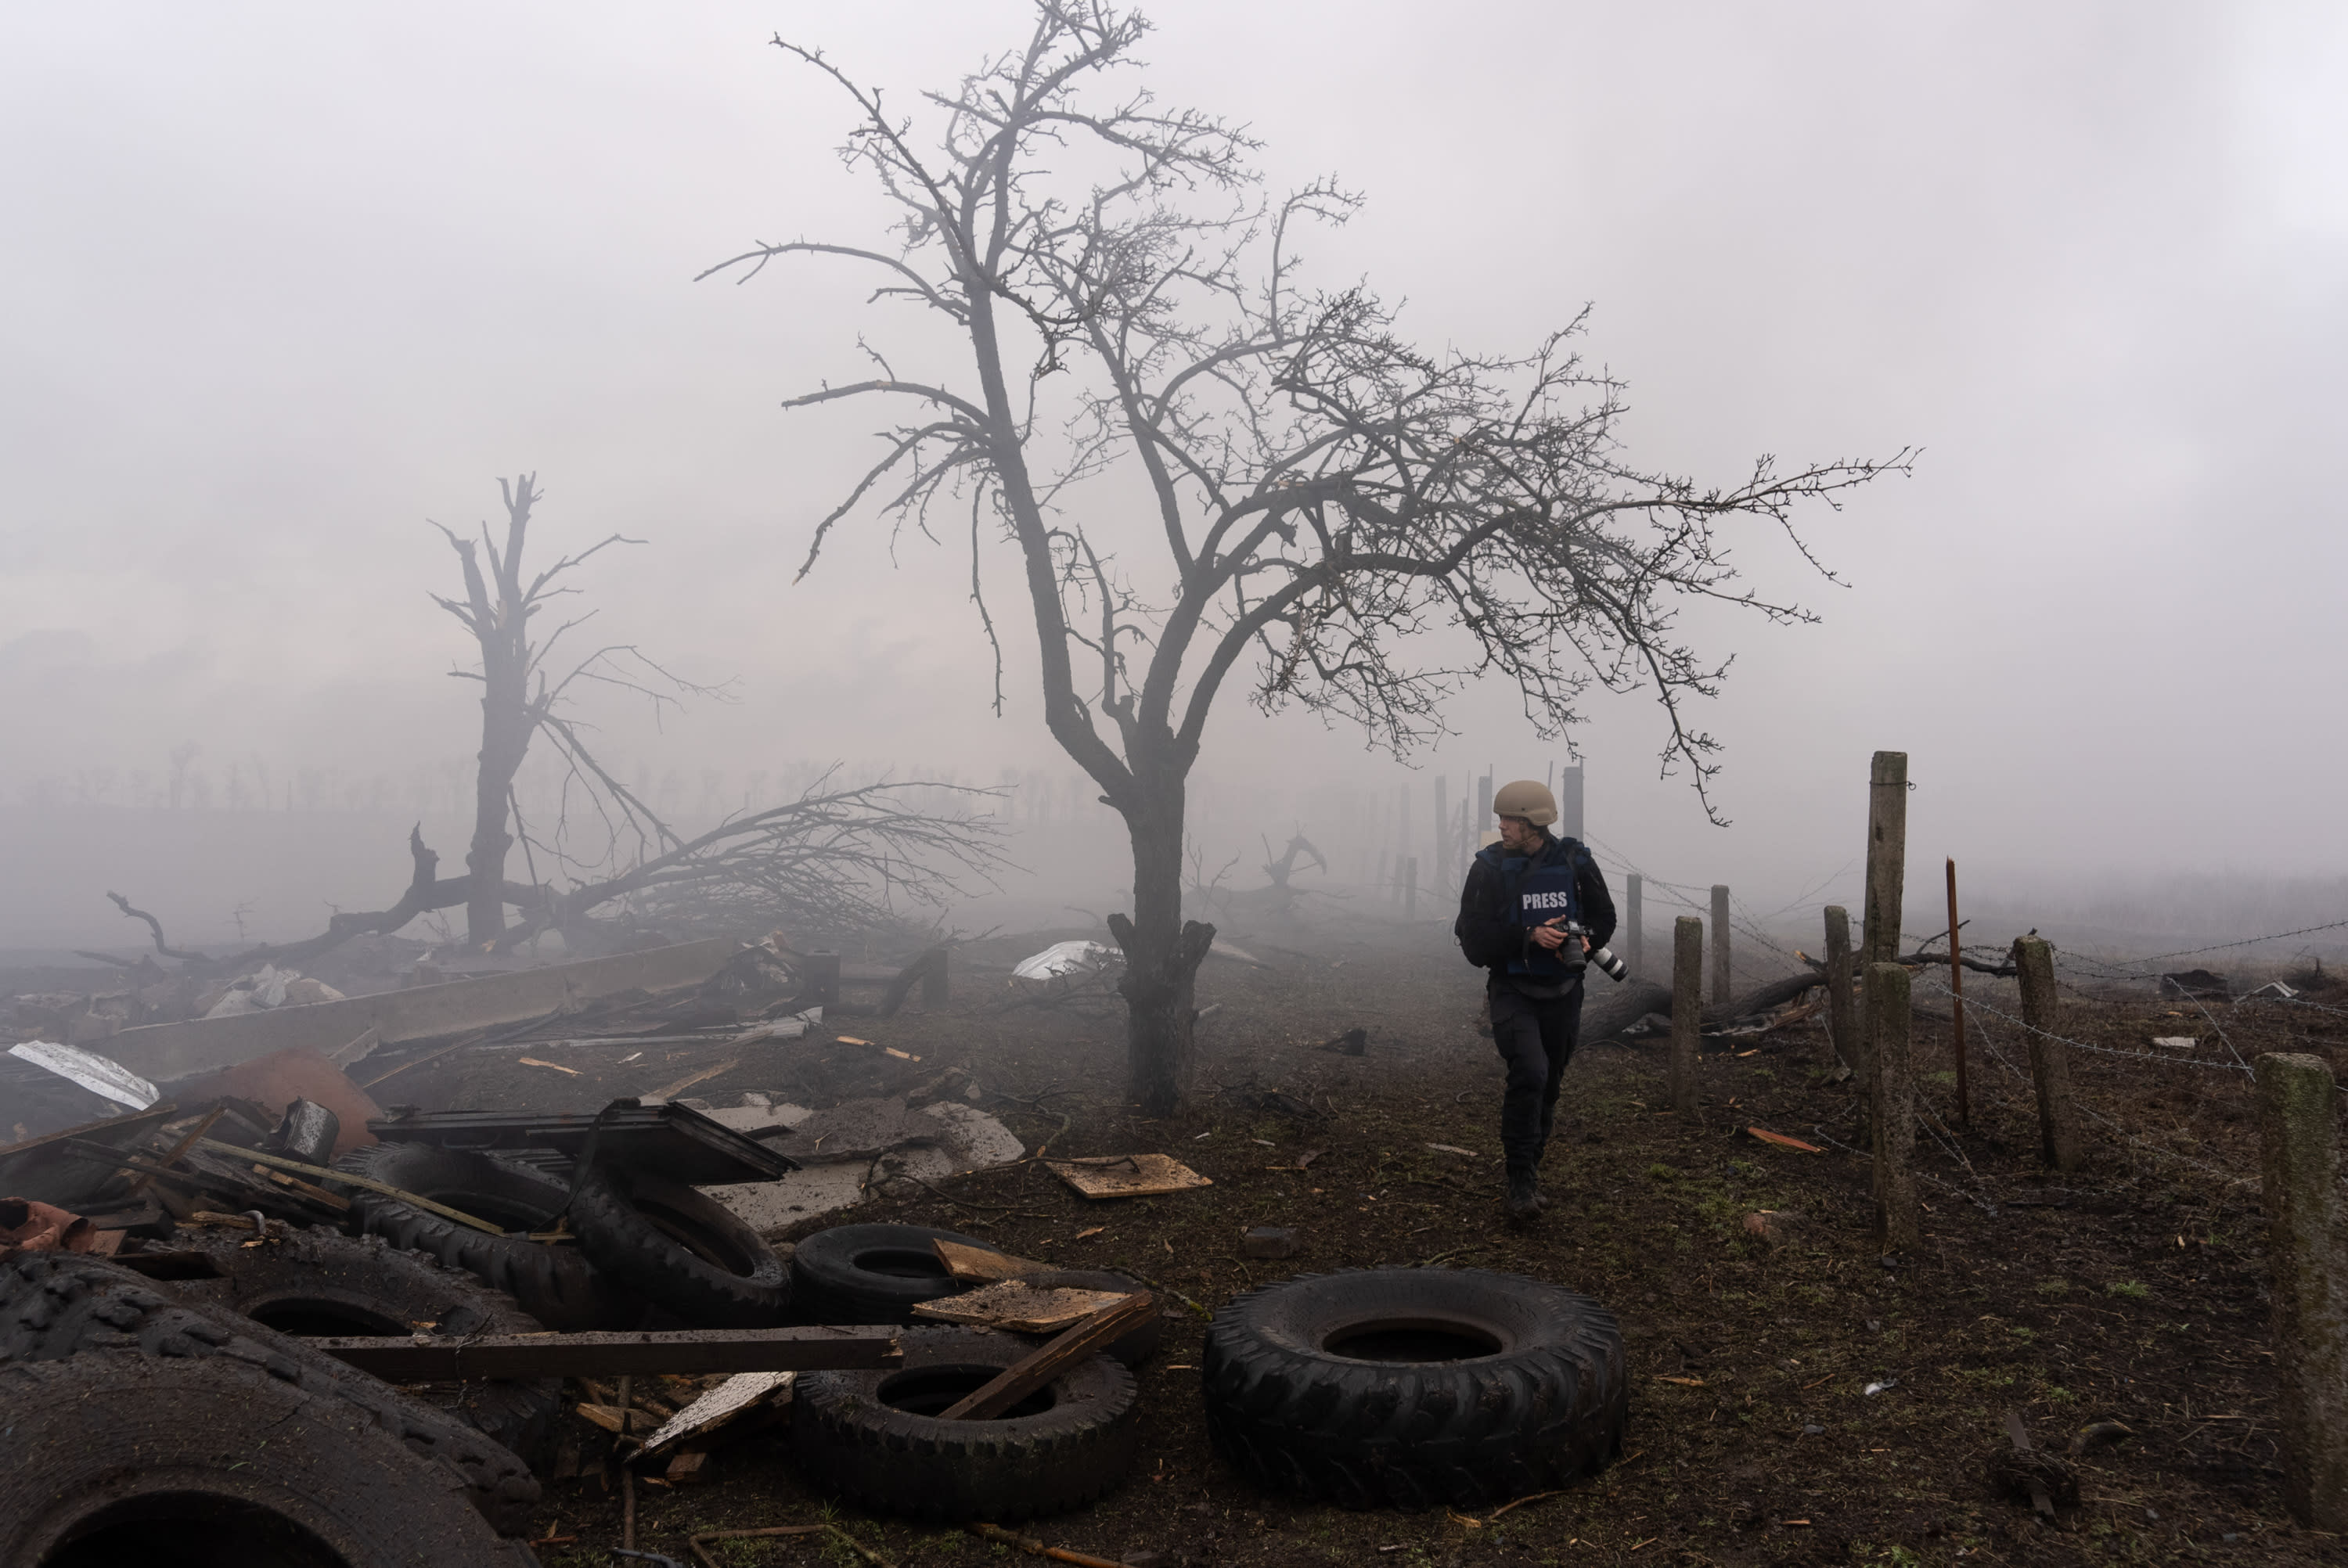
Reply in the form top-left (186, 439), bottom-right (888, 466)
top-left (1475, 835), bottom-right (1588, 982)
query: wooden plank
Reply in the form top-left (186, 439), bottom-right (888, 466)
top-left (936, 1293), bottom-right (1154, 1422)
top-left (309, 1325), bottom-right (901, 1380)
top-left (932, 1238), bottom-right (1050, 1282)
top-left (912, 1280), bottom-right (1129, 1333)
top-left (1043, 1153), bottom-right (1211, 1199)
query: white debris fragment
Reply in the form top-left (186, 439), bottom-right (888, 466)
top-left (1012, 940), bottom-right (1119, 980)
top-left (7, 1041), bottom-right (160, 1111)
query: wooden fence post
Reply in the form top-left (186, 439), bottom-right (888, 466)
top-left (1824, 905), bottom-right (1860, 1077)
top-left (805, 952), bottom-right (841, 1012)
top-left (1868, 962), bottom-right (1919, 1250)
top-left (1860, 751), bottom-right (1908, 1066)
top-left (1626, 875), bottom-right (1644, 976)
top-left (1670, 917), bottom-right (1703, 1116)
top-left (1403, 857), bottom-right (1417, 922)
top-left (2256, 1052), bottom-right (2348, 1529)
top-left (1946, 857), bottom-right (1968, 1126)
top-left (1431, 778), bottom-right (1449, 894)
top-left (1710, 884), bottom-right (1732, 1005)
top-left (2011, 936), bottom-right (2080, 1171)
top-left (922, 946), bottom-right (952, 1009)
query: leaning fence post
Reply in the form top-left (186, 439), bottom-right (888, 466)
top-left (2011, 936), bottom-right (2080, 1171)
top-left (1860, 751), bottom-right (1909, 1067)
top-left (2256, 1052), bottom-right (2348, 1529)
top-left (1625, 875), bottom-right (1644, 976)
top-left (1868, 962), bottom-right (1919, 1249)
top-left (1709, 884), bottom-right (1732, 1005)
top-left (1824, 905), bottom-right (1860, 1078)
top-left (1670, 916), bottom-right (1703, 1116)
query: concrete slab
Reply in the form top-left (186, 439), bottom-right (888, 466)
top-left (698, 1098), bottom-right (1024, 1235)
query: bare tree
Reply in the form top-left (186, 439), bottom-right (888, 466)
top-left (706, 1), bottom-right (1908, 1113)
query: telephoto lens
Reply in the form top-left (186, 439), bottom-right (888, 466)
top-left (1586, 944), bottom-right (1630, 983)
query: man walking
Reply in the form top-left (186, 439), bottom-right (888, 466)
top-left (1454, 779), bottom-right (1615, 1221)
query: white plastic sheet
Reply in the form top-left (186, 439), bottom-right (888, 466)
top-left (7, 1041), bottom-right (160, 1111)
top-left (1011, 940), bottom-right (1121, 981)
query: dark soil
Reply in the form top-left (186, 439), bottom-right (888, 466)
top-left (375, 925), bottom-right (2346, 1567)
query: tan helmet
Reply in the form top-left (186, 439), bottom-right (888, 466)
top-left (1492, 779), bottom-right (1558, 827)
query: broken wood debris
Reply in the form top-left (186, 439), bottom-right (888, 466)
top-left (937, 1291), bottom-right (1156, 1422)
top-left (967, 1521), bottom-right (1140, 1568)
top-left (1043, 1153), bottom-right (1212, 1199)
top-left (1745, 1127), bottom-right (1824, 1154)
top-left (519, 1056), bottom-right (581, 1075)
top-left (639, 1371), bottom-right (795, 1456)
top-left (933, 1237), bottom-right (1051, 1282)
top-left (835, 1034), bottom-right (921, 1063)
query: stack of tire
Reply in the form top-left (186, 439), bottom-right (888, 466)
top-left (784, 1223), bottom-right (1154, 1522)
top-left (0, 1249), bottom-right (541, 1567)
top-left (332, 1142), bottom-right (790, 1330)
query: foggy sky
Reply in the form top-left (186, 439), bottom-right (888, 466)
top-left (4, 2), bottom-right (2344, 941)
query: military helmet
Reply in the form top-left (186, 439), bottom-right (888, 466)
top-left (1492, 779), bottom-right (1558, 827)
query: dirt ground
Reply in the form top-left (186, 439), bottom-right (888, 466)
top-left (369, 920), bottom-right (2343, 1568)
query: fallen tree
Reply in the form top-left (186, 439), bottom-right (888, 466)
top-left (1584, 939), bottom-right (2018, 1042)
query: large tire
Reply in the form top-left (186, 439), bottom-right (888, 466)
top-left (0, 1252), bottom-right (541, 1548)
top-left (1008, 1269), bottom-right (1165, 1368)
top-left (788, 1222), bottom-right (990, 1325)
top-left (0, 1354), bottom-right (541, 1568)
top-left (171, 1228), bottom-right (561, 1473)
top-left (335, 1142), bottom-right (640, 1332)
top-left (792, 1326), bottom-right (1138, 1521)
top-left (1201, 1268), bottom-right (1626, 1510)
top-left (569, 1163), bottom-right (790, 1329)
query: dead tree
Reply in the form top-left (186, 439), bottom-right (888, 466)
top-left (708, 2), bottom-right (1907, 1112)
top-left (106, 478), bottom-right (1007, 971)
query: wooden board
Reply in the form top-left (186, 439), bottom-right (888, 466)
top-left (640, 1371), bottom-right (794, 1455)
top-left (937, 1292), bottom-right (1156, 1421)
top-left (911, 1279), bottom-right (1131, 1333)
top-left (308, 1325), bottom-right (899, 1380)
top-left (931, 1238), bottom-right (1050, 1282)
top-left (1043, 1153), bottom-right (1212, 1199)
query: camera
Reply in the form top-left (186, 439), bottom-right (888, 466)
top-left (1564, 921), bottom-right (1630, 984)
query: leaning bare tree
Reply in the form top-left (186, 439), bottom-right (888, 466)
top-left (106, 477), bottom-right (1005, 973)
top-left (708, 2), bottom-right (1907, 1113)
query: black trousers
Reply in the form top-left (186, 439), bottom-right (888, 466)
top-left (1489, 976), bottom-right (1583, 1170)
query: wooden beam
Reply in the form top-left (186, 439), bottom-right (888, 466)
top-left (937, 1293), bottom-right (1154, 1422)
top-left (310, 1325), bottom-right (902, 1380)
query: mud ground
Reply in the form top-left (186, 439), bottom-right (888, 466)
top-left (373, 922), bottom-right (2342, 1568)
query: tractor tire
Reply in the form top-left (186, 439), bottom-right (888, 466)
top-left (787, 1222), bottom-right (989, 1325)
top-left (335, 1141), bottom-right (641, 1332)
top-left (568, 1163), bottom-right (790, 1329)
top-left (0, 1251), bottom-right (540, 1548)
top-left (1201, 1267), bottom-right (1626, 1510)
top-left (792, 1326), bottom-right (1137, 1521)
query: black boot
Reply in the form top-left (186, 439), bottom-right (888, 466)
top-left (1504, 1162), bottom-right (1543, 1222)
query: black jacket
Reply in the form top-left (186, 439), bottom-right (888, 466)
top-left (1453, 833), bottom-right (1616, 974)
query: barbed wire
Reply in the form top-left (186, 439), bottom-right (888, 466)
top-left (2050, 917), bottom-right (2348, 980)
top-left (1914, 976), bottom-right (2253, 1075)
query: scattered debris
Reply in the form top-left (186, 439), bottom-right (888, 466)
top-left (1013, 940), bottom-right (1121, 981)
top-left (520, 1056), bottom-right (581, 1074)
top-left (2244, 980), bottom-right (2299, 1001)
top-left (1241, 1226), bottom-right (1299, 1259)
top-left (2150, 1037), bottom-right (2199, 1051)
top-left (1045, 1154), bottom-right (1213, 1199)
top-left (1315, 1028), bottom-right (1368, 1056)
top-left (935, 1238), bottom-right (1051, 1282)
top-left (2069, 1419), bottom-right (2134, 1455)
top-left (1992, 1409), bottom-right (2076, 1517)
top-left (968, 1520), bottom-right (1141, 1568)
top-left (1745, 1127), bottom-right (1824, 1154)
top-left (1424, 1143), bottom-right (1480, 1159)
top-left (2159, 969), bottom-right (2229, 1001)
top-left (0, 1196), bottom-right (106, 1257)
top-left (1864, 1379), bottom-right (1897, 1396)
top-left (1741, 1210), bottom-right (1801, 1244)
top-left (640, 1370), bottom-right (796, 1456)
top-left (5, 1041), bottom-right (160, 1112)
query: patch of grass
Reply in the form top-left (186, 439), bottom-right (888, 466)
top-left (1647, 1163), bottom-right (1681, 1182)
top-left (2042, 1383), bottom-right (2078, 1405)
top-left (2105, 1280), bottom-right (2151, 1301)
top-left (2036, 1277), bottom-right (2070, 1298)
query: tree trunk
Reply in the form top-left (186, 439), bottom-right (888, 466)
top-left (1107, 775), bottom-right (1214, 1117)
top-left (463, 676), bottom-right (528, 944)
